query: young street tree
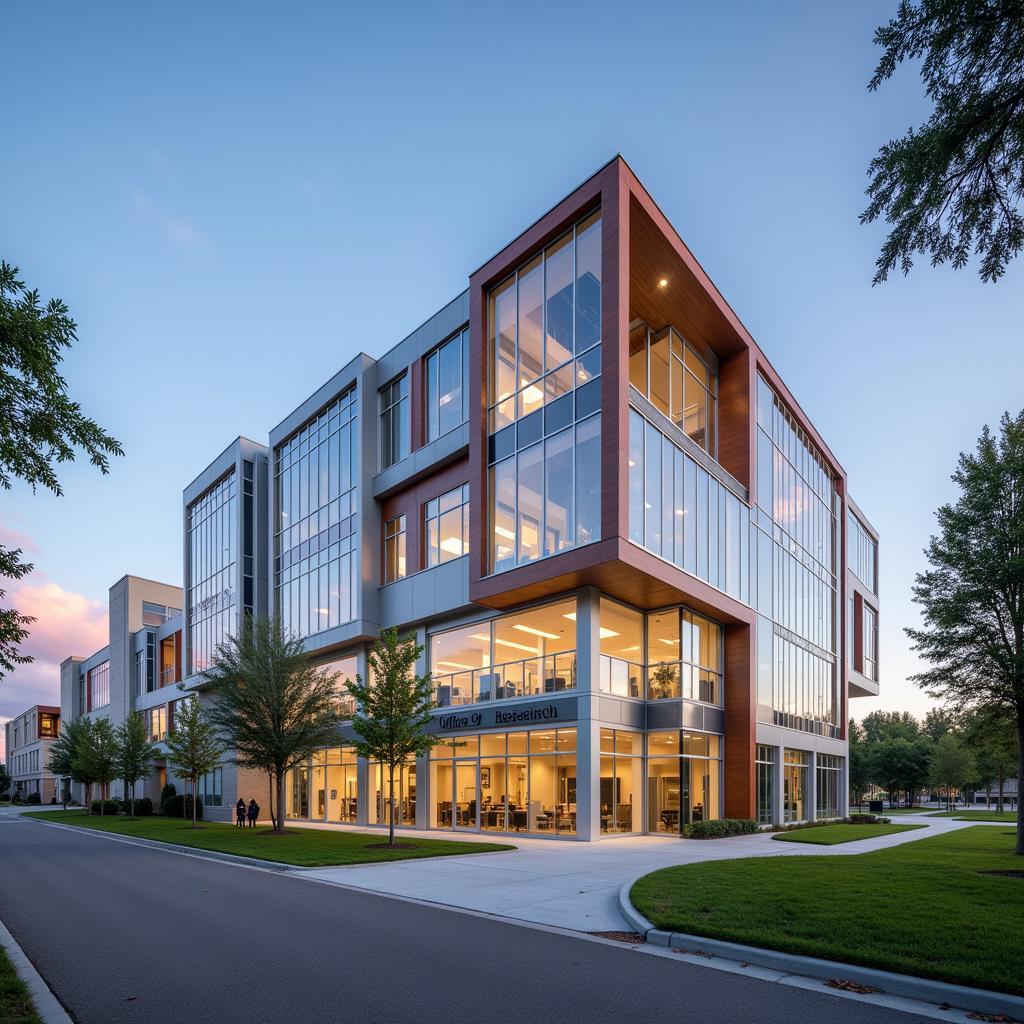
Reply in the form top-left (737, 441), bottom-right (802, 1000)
top-left (164, 691), bottom-right (226, 829)
top-left (204, 616), bottom-right (341, 834)
top-left (862, 1), bottom-right (1024, 283)
top-left (929, 734), bottom-right (977, 810)
top-left (114, 713), bottom-right (159, 818)
top-left (908, 410), bottom-right (1024, 852)
top-left (0, 262), bottom-right (123, 679)
top-left (347, 628), bottom-right (439, 848)
top-left (49, 715), bottom-right (95, 813)
top-left (81, 717), bottom-right (118, 814)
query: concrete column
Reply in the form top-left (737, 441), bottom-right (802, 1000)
top-left (840, 753), bottom-right (850, 818)
top-left (772, 744), bottom-right (784, 825)
top-left (575, 586), bottom-right (601, 693)
top-left (807, 751), bottom-right (817, 822)
top-left (356, 758), bottom-right (370, 827)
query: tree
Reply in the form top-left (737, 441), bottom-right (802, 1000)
top-left (862, 1), bottom-right (1024, 284)
top-left (870, 735), bottom-right (933, 807)
top-left (114, 713), bottom-right (158, 818)
top-left (203, 616), bottom-right (341, 834)
top-left (78, 717), bottom-right (117, 813)
top-left (0, 764), bottom-right (9, 800)
top-left (49, 715), bottom-right (95, 813)
top-left (347, 628), bottom-right (439, 848)
top-left (164, 691), bottom-right (225, 829)
top-left (930, 734), bottom-right (977, 810)
top-left (848, 719), bottom-right (872, 810)
top-left (922, 707), bottom-right (957, 741)
top-left (964, 707), bottom-right (1019, 811)
top-left (908, 411), bottom-right (1024, 852)
top-left (0, 262), bottom-right (123, 679)
top-left (861, 709), bottom-right (922, 744)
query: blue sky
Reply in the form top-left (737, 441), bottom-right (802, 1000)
top-left (2, 1), bottom-right (1022, 729)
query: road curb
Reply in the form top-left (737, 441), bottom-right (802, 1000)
top-left (0, 916), bottom-right (72, 1024)
top-left (621, 883), bottom-right (1023, 1019)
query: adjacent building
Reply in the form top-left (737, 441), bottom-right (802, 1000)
top-left (5, 705), bottom-right (60, 802)
top-left (59, 156), bottom-right (880, 836)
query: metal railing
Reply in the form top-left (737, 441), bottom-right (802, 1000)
top-left (160, 666), bottom-right (176, 687)
top-left (433, 651), bottom-right (577, 707)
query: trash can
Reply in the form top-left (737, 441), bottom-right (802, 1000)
top-left (868, 800), bottom-right (884, 814)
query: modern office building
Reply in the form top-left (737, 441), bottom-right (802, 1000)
top-left (4, 705), bottom-right (60, 802)
top-left (59, 156), bottom-right (879, 836)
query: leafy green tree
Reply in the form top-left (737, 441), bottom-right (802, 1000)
top-left (930, 733), bottom-right (977, 810)
top-left (0, 763), bottom-right (9, 800)
top-left (0, 262), bottom-right (123, 679)
top-left (963, 707), bottom-right (1019, 812)
top-left (164, 692), bottom-right (226, 829)
top-left (870, 735), bottom-right (933, 807)
top-left (861, 709), bottom-right (922, 744)
top-left (114, 713), bottom-right (158, 818)
top-left (49, 715), bottom-right (95, 812)
top-left (80, 717), bottom-right (118, 813)
top-left (922, 707), bottom-right (957, 741)
top-left (862, 1), bottom-right (1024, 283)
top-left (203, 616), bottom-right (341, 834)
top-left (908, 411), bottom-right (1024, 852)
top-left (347, 628), bottom-right (439, 848)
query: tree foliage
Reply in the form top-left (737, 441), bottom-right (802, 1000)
top-left (0, 261), bottom-right (123, 680)
top-left (114, 713), bottom-right (159, 818)
top-left (164, 691), bottom-right (225, 829)
top-left (862, 0), bottom-right (1024, 282)
top-left (48, 715), bottom-right (95, 812)
top-left (203, 616), bottom-right (341, 833)
top-left (907, 410), bottom-right (1024, 851)
top-left (929, 733), bottom-right (978, 809)
top-left (77, 717), bottom-right (117, 813)
top-left (347, 628), bottom-right (440, 847)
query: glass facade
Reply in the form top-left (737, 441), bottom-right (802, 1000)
top-left (848, 510), bottom-right (877, 594)
top-left (628, 323), bottom-right (717, 455)
top-left (430, 728), bottom-right (578, 835)
top-left (783, 748), bottom-right (809, 822)
top-left (646, 731), bottom-right (722, 833)
top-left (424, 484), bottom-right (469, 567)
top-left (628, 410), bottom-right (749, 605)
top-left (383, 515), bottom-right (406, 583)
top-left (646, 607), bottom-right (723, 703)
top-left (287, 747), bottom-right (359, 822)
top-left (598, 598), bottom-right (644, 698)
top-left (862, 602), bottom-right (878, 681)
top-left (145, 705), bottom-right (167, 743)
top-left (430, 597), bottom-right (576, 706)
top-left (816, 753), bottom-right (842, 819)
top-left (187, 471), bottom-right (237, 675)
top-left (379, 374), bottom-right (408, 470)
top-left (88, 661), bottom-right (110, 710)
top-left (274, 387), bottom-right (358, 639)
top-left (371, 758), bottom-right (417, 826)
top-left (198, 767), bottom-right (223, 807)
top-left (756, 745), bottom-right (775, 825)
top-left (600, 729), bottom-right (642, 833)
top-left (426, 329), bottom-right (467, 442)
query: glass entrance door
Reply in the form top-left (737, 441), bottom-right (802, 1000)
top-left (454, 761), bottom-right (478, 830)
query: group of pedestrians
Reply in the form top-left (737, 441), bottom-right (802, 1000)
top-left (235, 797), bottom-right (260, 828)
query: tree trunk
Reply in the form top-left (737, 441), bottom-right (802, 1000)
top-left (192, 777), bottom-right (198, 829)
top-left (388, 763), bottom-right (396, 848)
top-left (1016, 720), bottom-right (1024, 856)
top-left (268, 774), bottom-right (276, 830)
top-left (998, 775), bottom-right (1005, 815)
top-left (275, 771), bottom-right (285, 834)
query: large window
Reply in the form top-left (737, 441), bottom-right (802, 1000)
top-left (629, 323), bottom-right (717, 455)
top-left (370, 757), bottom-right (417, 827)
top-left (756, 745), bottom-right (776, 825)
top-left (425, 484), bottom-right (469, 567)
top-left (783, 749), bottom-right (809, 822)
top-left (430, 597), bottom-right (576, 706)
top-left (600, 729), bottom-right (642, 833)
top-left (598, 599), bottom-right (644, 698)
top-left (199, 767), bottom-right (223, 807)
top-left (429, 728), bottom-right (577, 836)
top-left (488, 211), bottom-right (601, 432)
top-left (383, 515), bottom-right (406, 583)
top-left (274, 387), bottom-right (359, 639)
top-left (646, 731), bottom-right (722, 833)
top-left (848, 511), bottom-right (877, 594)
top-left (286, 747), bottom-right (358, 822)
top-left (628, 410), bottom-right (749, 605)
top-left (862, 602), bottom-right (878, 681)
top-left (646, 607), bottom-right (723, 704)
top-left (426, 330), bottom-right (467, 442)
top-left (318, 655), bottom-right (358, 718)
top-left (187, 471), bottom-right (237, 675)
top-left (146, 705), bottom-right (168, 743)
top-left (380, 374), bottom-right (409, 470)
top-left (88, 661), bottom-right (110, 711)
top-left (816, 753), bottom-right (842, 819)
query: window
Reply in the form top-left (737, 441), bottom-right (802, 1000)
top-left (425, 484), bottom-right (469, 567)
top-left (862, 603), bottom-right (878, 681)
top-left (146, 706), bottom-right (168, 743)
top-left (135, 649), bottom-right (145, 698)
top-left (274, 387), bottom-right (359, 639)
top-left (487, 210), bottom-right (601, 432)
top-left (199, 767), bottom-right (223, 807)
top-left (40, 714), bottom-right (58, 739)
top-left (383, 515), bottom-right (407, 583)
top-left (380, 375), bottom-right (409, 470)
top-left (598, 599), bottom-right (644, 698)
top-left (142, 601), bottom-right (179, 627)
top-left (645, 607), bottom-right (723, 704)
top-left (816, 754), bottom-right (842, 819)
top-left (88, 662), bottom-right (110, 710)
top-left (848, 511), bottom-right (877, 594)
top-left (783, 749), bottom-right (809, 822)
top-left (426, 330), bottom-right (467, 441)
top-left (646, 731), bottom-right (722, 833)
top-left (756, 745), bottom-right (775, 825)
top-left (629, 324), bottom-right (718, 454)
top-left (599, 729), bottom-right (642, 833)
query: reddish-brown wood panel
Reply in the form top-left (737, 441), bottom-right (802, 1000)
top-left (723, 623), bottom-right (755, 819)
top-left (716, 348), bottom-right (751, 491)
top-left (410, 357), bottom-right (425, 453)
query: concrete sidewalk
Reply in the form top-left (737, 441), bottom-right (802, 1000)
top-left (297, 814), bottom-right (974, 931)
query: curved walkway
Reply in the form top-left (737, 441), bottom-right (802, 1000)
top-left (298, 812), bottom-right (982, 932)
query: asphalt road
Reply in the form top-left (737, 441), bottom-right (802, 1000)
top-left (0, 815), bottom-right (930, 1024)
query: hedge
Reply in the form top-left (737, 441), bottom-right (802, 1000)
top-left (121, 797), bottom-right (154, 816)
top-left (90, 799), bottom-right (122, 815)
top-left (683, 818), bottom-right (759, 839)
top-left (162, 794), bottom-right (203, 820)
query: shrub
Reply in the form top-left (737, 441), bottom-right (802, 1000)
top-left (122, 797), bottom-right (154, 816)
top-left (847, 813), bottom-right (889, 824)
top-left (683, 818), bottom-right (759, 839)
top-left (90, 799), bottom-right (122, 815)
top-left (23, 792), bottom-right (41, 805)
top-left (159, 783), bottom-right (177, 815)
top-left (162, 794), bottom-right (203, 820)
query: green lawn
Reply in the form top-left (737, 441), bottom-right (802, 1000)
top-left (0, 947), bottom-right (42, 1024)
top-left (772, 823), bottom-right (925, 845)
top-left (25, 811), bottom-right (513, 866)
top-left (927, 810), bottom-right (1019, 822)
top-left (631, 826), bottom-right (1024, 995)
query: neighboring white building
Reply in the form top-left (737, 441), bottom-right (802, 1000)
top-left (5, 705), bottom-right (60, 803)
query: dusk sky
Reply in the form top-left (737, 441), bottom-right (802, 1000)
top-left (2, 1), bottom-right (1022, 751)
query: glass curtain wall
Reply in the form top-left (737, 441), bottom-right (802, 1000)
top-left (598, 599), bottom-right (644, 698)
top-left (425, 484), bottom-right (469, 567)
top-left (383, 515), bottom-right (406, 582)
top-left (379, 375), bottom-right (408, 470)
top-left (187, 470), bottom-right (237, 675)
top-left (848, 511), bottom-right (877, 593)
top-left (783, 749), bottom-right (809, 822)
top-left (756, 745), bottom-right (776, 824)
top-left (487, 211), bottom-right (602, 575)
top-left (429, 728), bottom-right (577, 836)
top-left (370, 758), bottom-right (416, 827)
top-left (645, 608), bottom-right (723, 703)
top-left (286, 746), bottom-right (358, 823)
top-left (274, 387), bottom-right (359, 640)
top-left (426, 329), bottom-right (467, 442)
top-left (863, 603), bottom-right (878, 681)
top-left (816, 753), bottom-right (842, 818)
top-left (600, 729), bottom-right (642, 833)
top-left (628, 410), bottom-right (749, 605)
top-left (646, 731), bottom-right (722, 832)
top-left (88, 661), bottom-right (110, 710)
top-left (755, 375), bottom-right (840, 738)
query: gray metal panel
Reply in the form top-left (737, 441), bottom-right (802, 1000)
top-left (182, 436), bottom-right (267, 507)
top-left (372, 422), bottom-right (469, 499)
top-left (592, 696), bottom-right (646, 728)
top-left (372, 291), bottom-right (469, 385)
top-left (427, 694), bottom-right (578, 734)
top-left (701, 705), bottom-right (725, 734)
top-left (646, 701), bottom-right (682, 731)
top-left (378, 558), bottom-right (472, 632)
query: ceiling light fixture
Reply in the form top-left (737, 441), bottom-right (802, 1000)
top-left (514, 624), bottom-right (560, 640)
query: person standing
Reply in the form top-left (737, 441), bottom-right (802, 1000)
top-left (247, 798), bottom-right (259, 829)
top-left (235, 798), bottom-right (246, 828)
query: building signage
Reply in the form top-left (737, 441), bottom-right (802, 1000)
top-left (430, 698), bottom-right (575, 733)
